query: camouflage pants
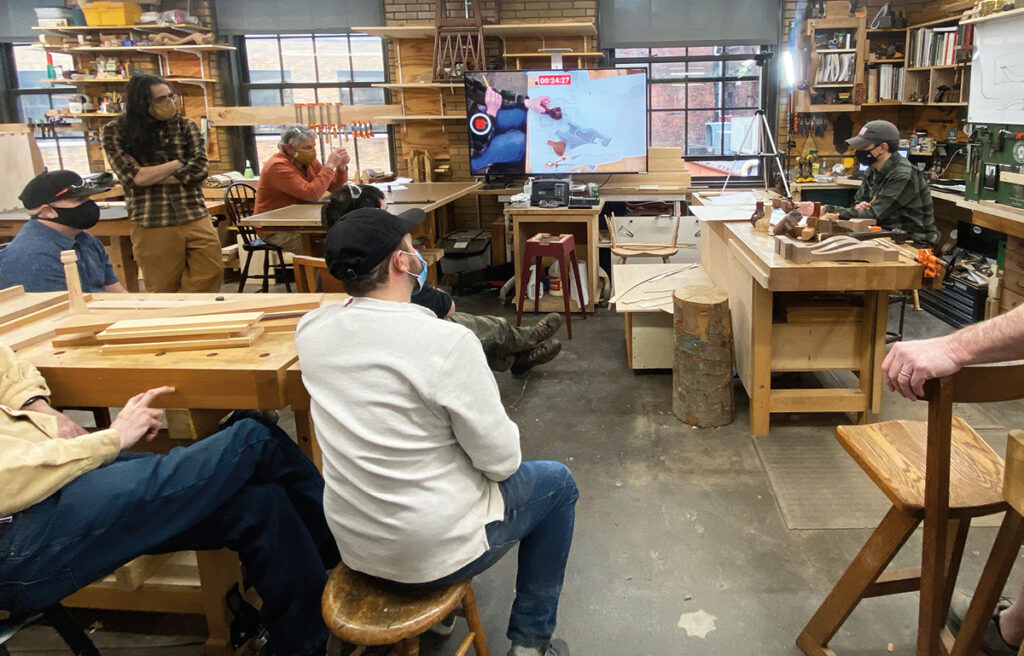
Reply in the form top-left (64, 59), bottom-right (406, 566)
top-left (449, 312), bottom-right (535, 372)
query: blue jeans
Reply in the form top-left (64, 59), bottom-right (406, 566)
top-left (0, 418), bottom-right (338, 656)
top-left (471, 129), bottom-right (527, 171)
top-left (407, 460), bottom-right (578, 649)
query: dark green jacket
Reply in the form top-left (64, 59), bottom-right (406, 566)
top-left (826, 153), bottom-right (939, 244)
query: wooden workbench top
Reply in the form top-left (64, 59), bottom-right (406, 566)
top-left (724, 222), bottom-right (923, 293)
top-left (241, 181), bottom-right (481, 227)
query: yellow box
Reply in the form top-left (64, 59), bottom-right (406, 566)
top-left (82, 2), bottom-right (142, 27)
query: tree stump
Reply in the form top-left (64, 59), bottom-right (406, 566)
top-left (672, 285), bottom-right (734, 428)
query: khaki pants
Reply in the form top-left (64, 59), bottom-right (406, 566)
top-left (264, 232), bottom-right (304, 255)
top-left (449, 312), bottom-right (534, 372)
top-left (131, 218), bottom-right (223, 293)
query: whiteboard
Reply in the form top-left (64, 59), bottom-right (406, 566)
top-left (968, 12), bottom-right (1024, 125)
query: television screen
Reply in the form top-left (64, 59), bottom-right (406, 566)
top-left (464, 68), bottom-right (648, 175)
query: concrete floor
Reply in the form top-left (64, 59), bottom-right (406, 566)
top-left (9, 287), bottom-right (1024, 656)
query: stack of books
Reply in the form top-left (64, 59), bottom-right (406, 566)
top-left (908, 26), bottom-right (958, 68)
top-left (867, 64), bottom-right (905, 103)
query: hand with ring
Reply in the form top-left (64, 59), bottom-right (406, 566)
top-left (882, 336), bottom-right (964, 400)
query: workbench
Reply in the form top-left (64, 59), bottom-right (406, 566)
top-left (506, 201), bottom-right (604, 314)
top-left (0, 201), bottom-right (228, 293)
top-left (700, 217), bottom-right (922, 435)
top-left (612, 262), bottom-right (712, 369)
top-left (5, 291), bottom-right (336, 655)
top-left (240, 181), bottom-right (482, 255)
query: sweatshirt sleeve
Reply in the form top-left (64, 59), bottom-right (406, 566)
top-left (0, 342), bottom-right (51, 409)
top-left (0, 429), bottom-right (121, 516)
top-left (263, 159), bottom-right (337, 203)
top-left (434, 333), bottom-right (521, 481)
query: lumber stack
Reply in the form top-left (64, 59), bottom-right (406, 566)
top-left (94, 312), bottom-right (265, 355)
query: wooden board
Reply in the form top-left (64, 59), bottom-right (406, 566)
top-left (206, 104), bottom-right (401, 127)
top-left (56, 298), bottom-right (321, 335)
top-left (99, 327), bottom-right (265, 355)
top-left (100, 312), bottom-right (264, 335)
top-left (774, 234), bottom-right (901, 264)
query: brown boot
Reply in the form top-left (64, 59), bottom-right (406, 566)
top-left (529, 313), bottom-right (563, 345)
top-left (511, 338), bottom-right (562, 377)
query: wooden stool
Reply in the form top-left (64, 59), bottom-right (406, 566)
top-left (516, 233), bottom-right (586, 339)
top-left (949, 427), bottom-right (1024, 656)
top-left (322, 561), bottom-right (490, 656)
top-left (797, 363), bottom-right (1024, 656)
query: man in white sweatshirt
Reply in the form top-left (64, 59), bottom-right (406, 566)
top-left (296, 207), bottom-right (577, 656)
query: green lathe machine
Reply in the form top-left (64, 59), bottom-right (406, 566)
top-left (966, 123), bottom-right (1024, 210)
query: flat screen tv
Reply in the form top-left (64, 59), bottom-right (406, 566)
top-left (464, 68), bottom-right (648, 176)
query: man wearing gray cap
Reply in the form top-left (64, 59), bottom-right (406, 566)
top-left (797, 119), bottom-right (939, 244)
top-left (296, 207), bottom-right (576, 656)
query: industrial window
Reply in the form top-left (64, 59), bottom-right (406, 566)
top-left (611, 46), bottom-right (768, 181)
top-left (9, 43), bottom-right (90, 172)
top-left (240, 32), bottom-right (393, 176)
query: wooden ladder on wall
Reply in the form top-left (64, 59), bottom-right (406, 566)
top-left (433, 0), bottom-right (486, 81)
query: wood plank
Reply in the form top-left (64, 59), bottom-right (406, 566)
top-left (206, 104), bottom-right (400, 127)
top-left (114, 554), bottom-right (175, 591)
top-left (0, 292), bottom-right (69, 325)
top-left (0, 300), bottom-right (71, 334)
top-left (771, 322), bottom-right (862, 371)
top-left (99, 327), bottom-right (264, 355)
top-left (56, 298), bottom-right (321, 335)
top-left (100, 312), bottom-right (264, 335)
top-left (770, 388), bottom-right (869, 413)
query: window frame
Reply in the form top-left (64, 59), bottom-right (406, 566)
top-left (609, 45), bottom-right (778, 185)
top-left (235, 31), bottom-right (394, 176)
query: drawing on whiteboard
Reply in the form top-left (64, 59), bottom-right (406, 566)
top-left (968, 13), bottom-right (1024, 124)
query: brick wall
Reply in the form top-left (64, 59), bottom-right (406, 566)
top-left (383, 0), bottom-right (597, 230)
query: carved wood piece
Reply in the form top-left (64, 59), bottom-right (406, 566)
top-left (775, 235), bottom-right (901, 264)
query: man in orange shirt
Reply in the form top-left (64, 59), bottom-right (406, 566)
top-left (254, 124), bottom-right (350, 253)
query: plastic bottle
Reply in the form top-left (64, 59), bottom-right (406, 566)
top-left (46, 53), bottom-right (55, 80)
top-left (810, 150), bottom-right (820, 176)
top-left (243, 160), bottom-right (254, 179)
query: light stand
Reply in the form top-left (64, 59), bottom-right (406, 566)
top-left (720, 108), bottom-right (792, 199)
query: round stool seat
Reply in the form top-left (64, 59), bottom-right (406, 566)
top-left (322, 561), bottom-right (469, 646)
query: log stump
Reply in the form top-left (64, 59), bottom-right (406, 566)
top-left (672, 285), bottom-right (734, 428)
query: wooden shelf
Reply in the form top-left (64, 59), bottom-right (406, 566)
top-left (803, 104), bottom-right (860, 111)
top-left (352, 20), bottom-right (596, 40)
top-left (372, 82), bottom-right (464, 89)
top-left (39, 44), bottom-right (234, 53)
top-left (68, 112), bottom-right (121, 118)
top-left (866, 27), bottom-right (907, 33)
top-left (960, 6), bottom-right (1024, 25)
top-left (867, 58), bottom-right (905, 64)
top-left (33, 23), bottom-right (210, 35)
top-left (906, 64), bottom-right (970, 71)
top-left (43, 77), bottom-right (215, 85)
top-left (817, 48), bottom-right (857, 53)
top-left (377, 114), bottom-right (466, 121)
top-left (503, 51), bottom-right (603, 58)
top-left (909, 16), bottom-right (963, 29)
top-left (814, 82), bottom-right (855, 87)
top-left (861, 101), bottom-right (903, 106)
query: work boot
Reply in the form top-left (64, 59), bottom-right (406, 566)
top-left (510, 338), bottom-right (562, 377)
top-left (507, 639), bottom-right (570, 656)
top-left (529, 313), bottom-right (563, 345)
top-left (947, 588), bottom-right (1020, 656)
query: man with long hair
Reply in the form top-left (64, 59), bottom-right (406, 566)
top-left (102, 74), bottom-right (223, 292)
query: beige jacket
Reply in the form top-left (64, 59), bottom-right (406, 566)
top-left (0, 343), bottom-right (120, 516)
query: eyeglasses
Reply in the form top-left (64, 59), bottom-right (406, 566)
top-left (52, 172), bottom-right (113, 200)
top-left (153, 93), bottom-right (179, 103)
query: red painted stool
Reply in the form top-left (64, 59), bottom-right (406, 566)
top-left (516, 232), bottom-right (586, 339)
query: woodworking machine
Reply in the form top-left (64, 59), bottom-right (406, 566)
top-left (966, 123), bottom-right (1024, 210)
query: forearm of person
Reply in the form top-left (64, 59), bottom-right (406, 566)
top-left (0, 430), bottom-right (121, 516)
top-left (948, 303), bottom-right (1024, 365)
top-left (0, 343), bottom-right (51, 409)
top-left (134, 160), bottom-right (185, 187)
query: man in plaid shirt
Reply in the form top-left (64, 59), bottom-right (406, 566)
top-left (102, 74), bottom-right (222, 292)
top-left (797, 120), bottom-right (939, 245)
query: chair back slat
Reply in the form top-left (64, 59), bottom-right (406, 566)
top-left (292, 255), bottom-right (345, 293)
top-left (923, 362), bottom-right (1024, 404)
top-left (224, 183), bottom-right (260, 246)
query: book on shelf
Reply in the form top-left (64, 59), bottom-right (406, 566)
top-left (909, 25), bottom-right (958, 68)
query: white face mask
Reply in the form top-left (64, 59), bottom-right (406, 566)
top-left (401, 250), bottom-right (427, 293)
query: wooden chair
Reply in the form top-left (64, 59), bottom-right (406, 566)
top-left (607, 213), bottom-right (680, 264)
top-left (798, 363), bottom-right (1024, 656)
top-left (948, 428), bottom-right (1024, 656)
top-left (322, 561), bottom-right (489, 656)
top-left (224, 183), bottom-right (292, 293)
top-left (292, 256), bottom-right (344, 293)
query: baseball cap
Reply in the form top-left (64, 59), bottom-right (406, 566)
top-left (19, 170), bottom-right (114, 210)
top-left (846, 120), bottom-right (901, 149)
top-left (323, 207), bottom-right (426, 281)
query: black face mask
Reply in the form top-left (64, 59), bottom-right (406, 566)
top-left (49, 200), bottom-right (101, 230)
top-left (855, 147), bottom-right (879, 166)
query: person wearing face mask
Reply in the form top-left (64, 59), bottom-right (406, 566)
top-left (296, 207), bottom-right (576, 656)
top-left (101, 73), bottom-right (223, 293)
top-left (795, 119), bottom-right (939, 245)
top-left (0, 171), bottom-right (126, 293)
top-left (253, 124), bottom-right (350, 254)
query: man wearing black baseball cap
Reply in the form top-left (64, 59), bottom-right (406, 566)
top-left (796, 119), bottom-right (939, 244)
top-left (296, 207), bottom-right (576, 656)
top-left (0, 170), bottom-right (126, 293)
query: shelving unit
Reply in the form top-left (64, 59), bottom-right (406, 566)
top-left (864, 27), bottom-right (905, 104)
top-left (34, 22), bottom-right (233, 171)
top-left (795, 16), bottom-right (867, 111)
top-left (902, 16), bottom-right (970, 105)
